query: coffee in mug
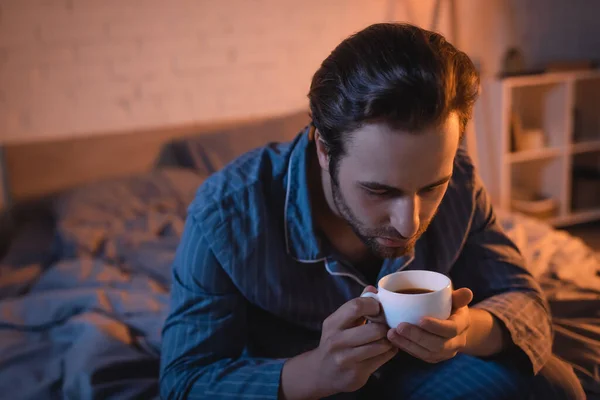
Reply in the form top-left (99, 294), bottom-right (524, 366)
top-left (393, 288), bottom-right (434, 294)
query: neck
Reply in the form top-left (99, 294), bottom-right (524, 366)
top-left (308, 152), bottom-right (370, 264)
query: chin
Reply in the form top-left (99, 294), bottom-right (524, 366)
top-left (371, 242), bottom-right (413, 259)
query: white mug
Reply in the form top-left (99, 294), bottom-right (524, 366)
top-left (361, 270), bottom-right (453, 327)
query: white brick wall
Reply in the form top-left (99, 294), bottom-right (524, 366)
top-left (3, 0), bottom-right (600, 144)
top-left (0, 0), bottom-right (392, 143)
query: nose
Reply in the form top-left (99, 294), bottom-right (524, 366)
top-left (390, 195), bottom-right (420, 239)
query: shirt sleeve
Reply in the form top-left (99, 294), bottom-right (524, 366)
top-left (450, 178), bottom-right (553, 374)
top-left (159, 215), bottom-right (286, 400)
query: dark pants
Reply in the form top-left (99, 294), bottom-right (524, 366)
top-left (328, 351), bottom-right (585, 400)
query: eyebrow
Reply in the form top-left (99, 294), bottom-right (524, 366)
top-left (359, 174), bottom-right (452, 194)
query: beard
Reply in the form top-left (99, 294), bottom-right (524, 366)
top-left (330, 175), bottom-right (430, 259)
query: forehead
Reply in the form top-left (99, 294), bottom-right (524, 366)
top-left (341, 115), bottom-right (460, 187)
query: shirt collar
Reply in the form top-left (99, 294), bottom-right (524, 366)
top-left (283, 125), bottom-right (328, 263)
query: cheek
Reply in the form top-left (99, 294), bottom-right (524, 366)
top-left (418, 189), bottom-right (447, 219)
top-left (342, 186), bottom-right (388, 222)
top-left (357, 195), bottom-right (394, 226)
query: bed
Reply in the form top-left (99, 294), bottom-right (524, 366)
top-left (0, 111), bottom-right (598, 399)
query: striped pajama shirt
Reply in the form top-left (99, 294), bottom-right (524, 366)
top-left (160, 125), bottom-right (584, 399)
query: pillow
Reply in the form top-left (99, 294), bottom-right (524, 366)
top-left (53, 167), bottom-right (205, 259)
top-left (0, 201), bottom-right (55, 266)
top-left (164, 110), bottom-right (311, 173)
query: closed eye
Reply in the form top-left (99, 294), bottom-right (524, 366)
top-left (358, 175), bottom-right (451, 198)
top-left (361, 185), bottom-right (397, 198)
top-left (419, 186), bottom-right (440, 194)
top-left (364, 188), bottom-right (390, 197)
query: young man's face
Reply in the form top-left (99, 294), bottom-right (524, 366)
top-left (322, 114), bottom-right (460, 259)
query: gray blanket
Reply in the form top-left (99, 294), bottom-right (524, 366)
top-left (498, 211), bottom-right (600, 397)
top-left (0, 168), bottom-right (198, 400)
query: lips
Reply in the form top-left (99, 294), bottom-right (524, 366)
top-left (377, 237), bottom-right (407, 248)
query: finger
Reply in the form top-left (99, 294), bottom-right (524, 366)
top-left (327, 297), bottom-right (381, 330)
top-left (361, 346), bottom-right (398, 372)
top-left (452, 288), bottom-right (473, 310)
top-left (421, 307), bottom-right (470, 338)
top-left (365, 313), bottom-right (387, 324)
top-left (338, 321), bottom-right (389, 347)
top-left (448, 306), bottom-right (471, 334)
top-left (394, 323), bottom-right (447, 353)
top-left (387, 330), bottom-right (435, 361)
top-left (418, 317), bottom-right (460, 338)
top-left (442, 332), bottom-right (467, 353)
top-left (387, 327), bottom-right (429, 351)
top-left (340, 338), bottom-right (394, 363)
top-left (362, 285), bottom-right (378, 295)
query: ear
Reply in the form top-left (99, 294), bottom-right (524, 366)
top-left (314, 130), bottom-right (330, 172)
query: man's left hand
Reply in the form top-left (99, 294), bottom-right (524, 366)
top-left (387, 288), bottom-right (474, 363)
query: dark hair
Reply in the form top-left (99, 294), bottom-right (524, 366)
top-left (308, 23), bottom-right (479, 173)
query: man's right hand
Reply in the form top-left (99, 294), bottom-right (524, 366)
top-left (280, 291), bottom-right (398, 399)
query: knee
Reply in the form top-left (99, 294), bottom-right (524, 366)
top-left (531, 356), bottom-right (585, 400)
top-left (382, 353), bottom-right (533, 400)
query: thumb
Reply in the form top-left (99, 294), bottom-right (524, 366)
top-left (452, 287), bottom-right (473, 310)
top-left (362, 285), bottom-right (378, 295)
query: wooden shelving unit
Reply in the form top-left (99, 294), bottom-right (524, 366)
top-left (478, 70), bottom-right (600, 227)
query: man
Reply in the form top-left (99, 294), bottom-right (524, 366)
top-left (160, 23), bottom-right (585, 399)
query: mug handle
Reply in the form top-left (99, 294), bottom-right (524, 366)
top-left (360, 292), bottom-right (386, 324)
top-left (360, 291), bottom-right (380, 302)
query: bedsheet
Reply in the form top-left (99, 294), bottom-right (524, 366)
top-left (497, 209), bottom-right (600, 291)
top-left (0, 222), bottom-right (178, 399)
top-left (498, 210), bottom-right (600, 396)
top-left (0, 168), bottom-right (200, 399)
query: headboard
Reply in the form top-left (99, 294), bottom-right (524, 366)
top-left (3, 110), bottom-right (309, 203)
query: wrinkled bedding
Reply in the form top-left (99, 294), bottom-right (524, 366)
top-left (0, 170), bottom-right (598, 399)
top-left (0, 168), bottom-right (202, 399)
top-left (498, 210), bottom-right (600, 396)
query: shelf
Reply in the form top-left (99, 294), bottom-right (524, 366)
top-left (550, 208), bottom-right (600, 227)
top-left (573, 77), bottom-right (600, 145)
top-left (509, 157), bottom-right (566, 218)
top-left (503, 69), bottom-right (600, 88)
top-left (507, 147), bottom-right (563, 163)
top-left (572, 140), bottom-right (600, 154)
top-left (510, 83), bottom-right (568, 151)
